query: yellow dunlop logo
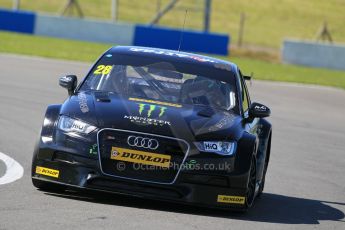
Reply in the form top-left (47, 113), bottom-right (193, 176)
top-left (35, 166), bottom-right (59, 178)
top-left (217, 195), bottom-right (246, 204)
top-left (110, 147), bottom-right (171, 168)
top-left (129, 98), bottom-right (182, 108)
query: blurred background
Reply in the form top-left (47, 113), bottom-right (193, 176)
top-left (1, 0), bottom-right (345, 88)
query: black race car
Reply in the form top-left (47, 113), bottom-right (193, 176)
top-left (31, 46), bottom-right (272, 211)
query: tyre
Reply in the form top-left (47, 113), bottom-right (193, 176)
top-left (258, 138), bottom-right (271, 197)
top-left (257, 162), bottom-right (267, 197)
top-left (244, 156), bottom-right (257, 209)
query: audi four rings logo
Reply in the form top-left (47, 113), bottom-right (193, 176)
top-left (127, 136), bottom-right (159, 150)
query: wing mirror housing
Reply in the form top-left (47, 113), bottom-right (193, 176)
top-left (59, 75), bottom-right (78, 96)
top-left (249, 102), bottom-right (271, 118)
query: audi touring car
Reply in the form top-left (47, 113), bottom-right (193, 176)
top-left (31, 46), bottom-right (272, 211)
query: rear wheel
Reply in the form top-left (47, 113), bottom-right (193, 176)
top-left (32, 178), bottom-right (66, 192)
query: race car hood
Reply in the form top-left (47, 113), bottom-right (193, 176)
top-left (60, 92), bottom-right (243, 141)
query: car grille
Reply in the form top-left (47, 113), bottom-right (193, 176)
top-left (97, 129), bottom-right (189, 184)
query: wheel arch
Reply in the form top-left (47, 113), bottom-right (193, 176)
top-left (40, 104), bottom-right (62, 138)
top-left (235, 131), bottom-right (258, 174)
top-left (32, 104), bottom-right (61, 176)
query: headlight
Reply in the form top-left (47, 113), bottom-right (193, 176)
top-left (194, 141), bottom-right (237, 156)
top-left (58, 116), bottom-right (96, 134)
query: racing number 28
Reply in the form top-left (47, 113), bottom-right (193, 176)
top-left (94, 65), bottom-right (113, 75)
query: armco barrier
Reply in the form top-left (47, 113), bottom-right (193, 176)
top-left (35, 15), bottom-right (135, 45)
top-left (133, 25), bottom-right (229, 55)
top-left (0, 9), bottom-right (230, 56)
top-left (0, 8), bottom-right (35, 34)
top-left (282, 39), bottom-right (345, 71)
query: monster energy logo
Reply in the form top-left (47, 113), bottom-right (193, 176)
top-left (138, 103), bottom-right (167, 118)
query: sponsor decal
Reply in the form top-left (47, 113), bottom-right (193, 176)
top-left (78, 92), bottom-right (89, 113)
top-left (138, 103), bottom-right (167, 118)
top-left (60, 75), bottom-right (73, 83)
top-left (89, 144), bottom-right (98, 155)
top-left (203, 142), bottom-right (232, 153)
top-left (124, 115), bottom-right (171, 126)
top-left (124, 103), bottom-right (171, 126)
top-left (35, 166), bottom-right (59, 178)
top-left (217, 195), bottom-right (245, 204)
top-left (70, 121), bottom-right (86, 132)
top-left (130, 48), bottom-right (216, 63)
top-left (214, 63), bottom-right (231, 71)
top-left (110, 147), bottom-right (171, 168)
top-left (129, 98), bottom-right (182, 108)
top-left (255, 105), bottom-right (267, 111)
top-left (93, 65), bottom-right (113, 75)
top-left (208, 114), bottom-right (235, 132)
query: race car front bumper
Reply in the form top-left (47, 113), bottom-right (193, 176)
top-left (32, 145), bottom-right (250, 209)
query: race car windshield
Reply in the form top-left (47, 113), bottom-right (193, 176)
top-left (80, 55), bottom-right (237, 111)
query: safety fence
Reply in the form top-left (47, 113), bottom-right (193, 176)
top-left (0, 8), bottom-right (229, 55)
top-left (282, 39), bottom-right (345, 71)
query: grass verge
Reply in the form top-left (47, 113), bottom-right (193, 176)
top-left (0, 31), bottom-right (110, 61)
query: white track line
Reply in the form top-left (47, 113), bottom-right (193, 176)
top-left (0, 152), bottom-right (24, 185)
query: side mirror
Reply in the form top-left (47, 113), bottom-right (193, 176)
top-left (243, 75), bottom-right (251, 81)
top-left (249, 102), bottom-right (271, 118)
top-left (59, 75), bottom-right (77, 96)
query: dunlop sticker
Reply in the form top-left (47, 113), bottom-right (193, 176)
top-left (35, 166), bottom-right (59, 178)
top-left (217, 195), bottom-right (245, 204)
top-left (110, 147), bottom-right (171, 168)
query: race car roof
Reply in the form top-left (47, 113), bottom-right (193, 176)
top-left (108, 46), bottom-right (237, 73)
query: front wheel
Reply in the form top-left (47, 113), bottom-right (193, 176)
top-left (258, 138), bottom-right (271, 197)
top-left (257, 161), bottom-right (268, 197)
top-left (245, 156), bottom-right (257, 209)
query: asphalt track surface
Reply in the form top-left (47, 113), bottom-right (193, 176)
top-left (0, 54), bottom-right (344, 230)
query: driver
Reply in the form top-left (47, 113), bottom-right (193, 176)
top-left (180, 76), bottom-right (227, 109)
